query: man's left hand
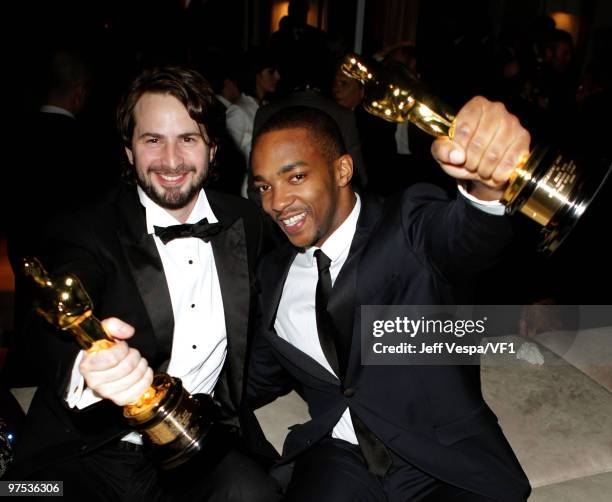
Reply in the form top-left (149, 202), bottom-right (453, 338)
top-left (431, 96), bottom-right (531, 200)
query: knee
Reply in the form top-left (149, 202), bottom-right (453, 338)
top-left (211, 471), bottom-right (281, 502)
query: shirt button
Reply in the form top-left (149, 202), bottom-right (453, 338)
top-left (188, 259), bottom-right (193, 264)
top-left (191, 304), bottom-right (195, 308)
top-left (192, 344), bottom-right (197, 349)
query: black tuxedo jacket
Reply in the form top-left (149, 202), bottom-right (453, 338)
top-left (248, 185), bottom-right (531, 501)
top-left (13, 182), bottom-right (275, 475)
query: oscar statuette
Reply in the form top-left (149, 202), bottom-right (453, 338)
top-left (22, 257), bottom-right (226, 470)
top-left (341, 54), bottom-right (611, 254)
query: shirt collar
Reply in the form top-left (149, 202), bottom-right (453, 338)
top-left (137, 186), bottom-right (218, 235)
top-left (215, 94), bottom-right (232, 109)
top-left (239, 94), bottom-right (258, 106)
top-left (304, 192), bottom-right (361, 266)
top-left (40, 105), bottom-right (75, 119)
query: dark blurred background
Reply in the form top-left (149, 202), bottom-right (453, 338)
top-left (2, 0), bottom-right (612, 353)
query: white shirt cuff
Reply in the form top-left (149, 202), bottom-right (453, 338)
top-left (457, 182), bottom-right (506, 216)
top-left (65, 351), bottom-right (103, 409)
top-left (66, 353), bottom-right (143, 444)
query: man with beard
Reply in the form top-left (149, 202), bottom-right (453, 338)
top-left (9, 67), bottom-right (280, 502)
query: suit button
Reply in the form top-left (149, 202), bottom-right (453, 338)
top-left (343, 388), bottom-right (355, 398)
top-left (80, 444), bottom-right (88, 451)
top-left (306, 439), bottom-right (312, 445)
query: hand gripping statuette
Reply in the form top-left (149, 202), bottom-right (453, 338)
top-left (341, 54), bottom-right (612, 254)
top-left (22, 257), bottom-right (226, 470)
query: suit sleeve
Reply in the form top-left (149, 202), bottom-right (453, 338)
top-left (399, 183), bottom-right (514, 284)
top-left (245, 269), bottom-right (296, 410)
top-left (27, 209), bottom-right (108, 398)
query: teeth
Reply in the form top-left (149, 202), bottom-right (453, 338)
top-left (160, 174), bottom-right (183, 181)
top-left (282, 213), bottom-right (306, 226)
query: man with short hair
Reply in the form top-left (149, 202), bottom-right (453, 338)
top-left (11, 66), bottom-right (280, 502)
top-left (7, 49), bottom-right (95, 367)
top-left (247, 101), bottom-right (531, 501)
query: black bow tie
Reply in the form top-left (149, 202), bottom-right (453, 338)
top-left (153, 218), bottom-right (223, 244)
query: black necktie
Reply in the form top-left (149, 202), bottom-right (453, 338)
top-left (314, 249), bottom-right (340, 377)
top-left (313, 250), bottom-right (392, 477)
top-left (153, 218), bottom-right (222, 244)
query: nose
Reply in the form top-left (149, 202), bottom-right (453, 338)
top-left (161, 141), bottom-right (182, 169)
top-left (270, 185), bottom-right (293, 215)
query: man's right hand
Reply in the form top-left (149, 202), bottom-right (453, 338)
top-left (79, 317), bottom-right (154, 406)
top-left (431, 96), bottom-right (531, 200)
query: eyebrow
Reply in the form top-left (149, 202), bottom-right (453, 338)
top-left (253, 161), bottom-right (308, 182)
top-left (136, 131), bottom-right (203, 140)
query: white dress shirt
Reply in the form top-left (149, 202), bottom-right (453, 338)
top-left (66, 188), bottom-right (227, 443)
top-left (216, 93), bottom-right (258, 161)
top-left (216, 93), bottom-right (259, 198)
top-left (275, 194), bottom-right (362, 445)
top-left (457, 183), bottom-right (505, 216)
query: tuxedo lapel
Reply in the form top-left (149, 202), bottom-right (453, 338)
top-left (260, 197), bottom-right (384, 385)
top-left (260, 244), bottom-right (340, 381)
top-left (264, 330), bottom-right (339, 386)
top-left (327, 196), bottom-right (384, 384)
top-left (205, 191), bottom-right (264, 410)
top-left (209, 216), bottom-right (249, 405)
top-left (261, 245), bottom-right (297, 332)
top-left (115, 187), bottom-right (174, 369)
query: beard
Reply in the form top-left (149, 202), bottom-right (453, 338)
top-left (136, 164), bottom-right (207, 210)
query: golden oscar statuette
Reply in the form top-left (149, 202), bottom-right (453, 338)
top-left (342, 54), bottom-right (612, 254)
top-left (22, 257), bottom-right (224, 470)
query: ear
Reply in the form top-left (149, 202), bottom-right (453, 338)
top-left (334, 154), bottom-right (353, 188)
top-left (125, 147), bottom-right (134, 165)
top-left (209, 144), bottom-right (217, 164)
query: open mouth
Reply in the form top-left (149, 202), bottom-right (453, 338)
top-left (155, 172), bottom-right (189, 187)
top-left (279, 211), bottom-right (307, 234)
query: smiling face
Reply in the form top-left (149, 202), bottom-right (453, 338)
top-left (125, 93), bottom-right (215, 221)
top-left (252, 127), bottom-right (354, 249)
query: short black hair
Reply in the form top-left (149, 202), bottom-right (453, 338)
top-left (253, 106), bottom-right (347, 163)
top-left (44, 49), bottom-right (91, 98)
